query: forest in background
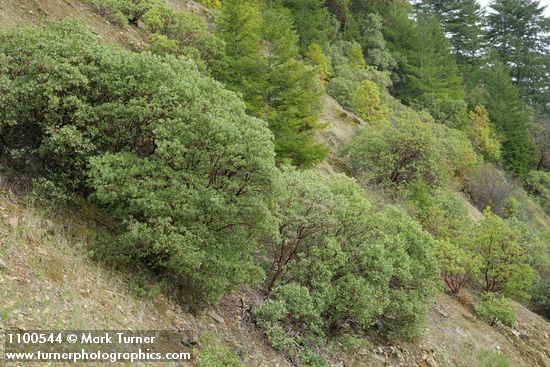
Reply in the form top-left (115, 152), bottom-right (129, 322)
top-left (1, 0), bottom-right (550, 365)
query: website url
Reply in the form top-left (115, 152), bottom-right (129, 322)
top-left (5, 348), bottom-right (191, 363)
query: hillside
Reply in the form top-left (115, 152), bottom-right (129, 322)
top-left (0, 92), bottom-right (549, 366)
top-left (1, 0), bottom-right (550, 366)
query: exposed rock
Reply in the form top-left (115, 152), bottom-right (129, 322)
top-left (6, 216), bottom-right (18, 227)
top-left (180, 332), bottom-right (199, 347)
top-left (425, 356), bottom-right (438, 367)
top-left (208, 310), bottom-right (225, 324)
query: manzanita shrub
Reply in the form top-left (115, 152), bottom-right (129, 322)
top-left (0, 21), bottom-right (278, 304)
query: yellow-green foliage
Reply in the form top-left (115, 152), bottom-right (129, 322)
top-left (142, 6), bottom-right (224, 66)
top-left (468, 105), bottom-right (502, 162)
top-left (305, 43), bottom-right (331, 83)
top-left (195, 335), bottom-right (247, 367)
top-left (475, 293), bottom-right (516, 327)
top-left (351, 79), bottom-right (388, 123)
top-left (348, 42), bottom-right (366, 69)
top-left (146, 33), bottom-right (179, 56)
top-left (196, 0), bottom-right (221, 9)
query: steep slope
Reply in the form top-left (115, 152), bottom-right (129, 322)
top-left (0, 177), bottom-right (291, 367)
top-left (0, 0), bottom-right (147, 47)
top-left (314, 93), bottom-right (550, 367)
top-left (1, 2), bottom-right (550, 367)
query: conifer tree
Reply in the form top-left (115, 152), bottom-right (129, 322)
top-left (217, 1), bottom-right (326, 167)
top-left (305, 43), bottom-right (331, 83)
top-left (281, 0), bottom-right (338, 50)
top-left (216, 0), bottom-right (264, 109)
top-left (486, 0), bottom-right (550, 108)
top-left (416, 0), bottom-right (484, 71)
top-left (482, 60), bottom-right (538, 176)
top-left (397, 15), bottom-right (467, 127)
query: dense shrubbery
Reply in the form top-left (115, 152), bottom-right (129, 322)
top-left (472, 209), bottom-right (536, 299)
top-left (142, 6), bottom-right (224, 67)
top-left (0, 21), bottom-right (278, 304)
top-left (256, 168), bottom-right (439, 341)
top-left (342, 108), bottom-right (473, 188)
top-left (3, 0), bottom-right (550, 360)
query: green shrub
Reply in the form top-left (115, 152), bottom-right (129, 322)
top-left (86, 0), bottom-right (163, 25)
top-left (532, 281), bottom-right (550, 318)
top-left (438, 240), bottom-right (480, 295)
top-left (264, 323), bottom-right (293, 352)
top-left (326, 41), bottom-right (392, 113)
top-left (305, 43), bottom-right (331, 83)
top-left (146, 33), bottom-right (179, 56)
top-left (0, 21), bottom-right (278, 305)
top-left (194, 0), bottom-right (221, 9)
top-left (341, 110), bottom-right (448, 188)
top-left (351, 79), bottom-right (388, 123)
top-left (263, 168), bottom-right (439, 340)
top-left (142, 6), bottom-right (224, 67)
top-left (272, 284), bottom-right (321, 330)
top-left (195, 335), bottom-right (247, 367)
top-left (299, 348), bottom-right (330, 367)
top-left (468, 106), bottom-right (502, 163)
top-left (254, 299), bottom-right (287, 325)
top-left (476, 349), bottom-right (512, 367)
top-left (473, 209), bottom-right (536, 299)
top-left (524, 170), bottom-right (550, 215)
top-left (475, 293), bottom-right (516, 327)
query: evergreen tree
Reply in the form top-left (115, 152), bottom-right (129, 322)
top-left (482, 60), bottom-right (538, 176)
top-left (416, 0), bottom-right (484, 72)
top-left (217, 1), bottom-right (327, 167)
top-left (259, 4), bottom-right (327, 166)
top-left (486, 0), bottom-right (550, 108)
top-left (396, 15), bottom-right (467, 127)
top-left (216, 0), bottom-right (264, 109)
top-left (305, 43), bottom-right (331, 83)
top-left (281, 0), bottom-right (338, 50)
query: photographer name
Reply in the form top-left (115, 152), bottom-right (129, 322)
top-left (80, 332), bottom-right (156, 345)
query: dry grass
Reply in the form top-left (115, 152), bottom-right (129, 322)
top-left (0, 181), bottom-right (292, 367)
